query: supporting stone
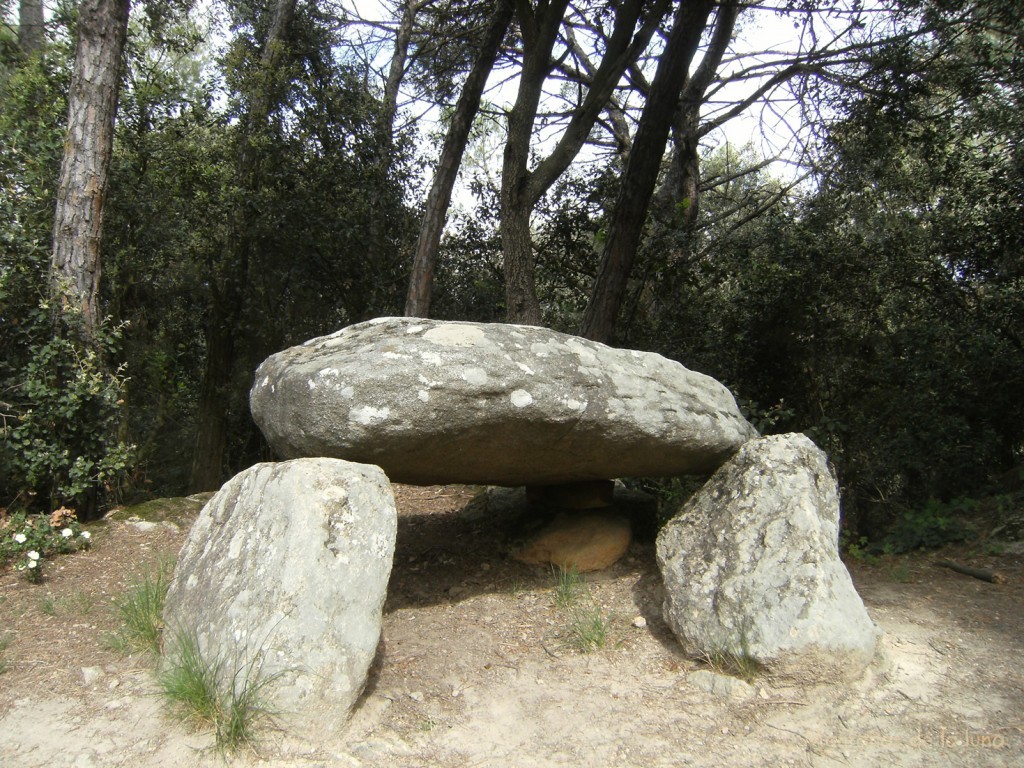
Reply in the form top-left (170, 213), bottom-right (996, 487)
top-left (656, 434), bottom-right (880, 681)
top-left (162, 458), bottom-right (397, 733)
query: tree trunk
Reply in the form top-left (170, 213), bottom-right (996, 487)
top-left (501, 199), bottom-right (543, 323)
top-left (18, 0), bottom-right (46, 54)
top-left (381, 0), bottom-right (420, 138)
top-left (49, 0), bottom-right (131, 339)
top-left (658, 0), bottom-right (740, 234)
top-left (405, 0), bottom-right (514, 318)
top-left (498, 0), bottom-right (570, 324)
top-left (499, 0), bottom-right (667, 324)
top-left (580, 0), bottom-right (730, 344)
top-left (189, 0), bottom-right (297, 492)
top-left (188, 305), bottom-right (234, 492)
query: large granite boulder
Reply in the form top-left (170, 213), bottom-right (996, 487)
top-left (656, 434), bottom-right (880, 681)
top-left (250, 318), bottom-right (757, 486)
top-left (162, 458), bottom-right (396, 733)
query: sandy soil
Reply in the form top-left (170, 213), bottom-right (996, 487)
top-left (1, 485), bottom-right (1022, 767)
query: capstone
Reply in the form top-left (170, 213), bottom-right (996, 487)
top-left (250, 317), bottom-right (757, 486)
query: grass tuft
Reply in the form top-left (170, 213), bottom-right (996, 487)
top-left (698, 630), bottom-right (762, 684)
top-left (552, 565), bottom-right (584, 608)
top-left (551, 566), bottom-right (611, 653)
top-left (109, 558), bottom-right (173, 656)
top-left (38, 595), bottom-right (57, 616)
top-left (160, 630), bottom-right (222, 726)
top-left (0, 632), bottom-right (12, 675)
top-left (569, 606), bottom-right (609, 652)
top-left (159, 628), bottom-right (282, 754)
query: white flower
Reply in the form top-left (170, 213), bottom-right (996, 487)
top-left (27, 550), bottom-right (40, 561)
top-left (79, 531), bottom-right (91, 540)
top-left (61, 528), bottom-right (74, 538)
top-left (27, 559), bottom-right (37, 569)
top-left (13, 532), bottom-right (27, 544)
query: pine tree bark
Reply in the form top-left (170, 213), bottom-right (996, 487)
top-left (188, 0), bottom-right (297, 492)
top-left (405, 0), bottom-right (514, 318)
top-left (49, 0), bottom-right (131, 339)
top-left (18, 0), bottom-right (46, 54)
top-left (499, 0), bottom-right (667, 324)
top-left (381, 0), bottom-right (421, 138)
top-left (580, 0), bottom-right (735, 344)
top-left (658, 0), bottom-right (740, 233)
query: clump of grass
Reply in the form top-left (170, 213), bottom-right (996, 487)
top-left (552, 564), bottom-right (584, 608)
top-left (889, 558), bottom-right (912, 583)
top-left (551, 566), bottom-right (611, 653)
top-left (159, 629), bottom-right (282, 754)
top-left (36, 591), bottom-right (96, 619)
top-left (160, 630), bottom-right (222, 726)
top-left (0, 632), bottom-right (12, 674)
top-left (109, 558), bottom-right (173, 656)
top-left (698, 630), bottom-right (762, 684)
top-left (38, 595), bottom-right (57, 616)
top-left (569, 606), bottom-right (609, 652)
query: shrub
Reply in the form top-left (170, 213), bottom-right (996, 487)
top-left (1, 303), bottom-right (135, 517)
top-left (881, 498), bottom-right (977, 554)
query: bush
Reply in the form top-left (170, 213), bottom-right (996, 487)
top-left (1, 304), bottom-right (135, 516)
top-left (880, 498), bottom-right (978, 554)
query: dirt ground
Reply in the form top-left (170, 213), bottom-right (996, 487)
top-left (1, 484), bottom-right (1022, 767)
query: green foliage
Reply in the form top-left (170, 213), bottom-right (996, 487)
top-left (1, 306), bottom-right (135, 513)
top-left (159, 630), bottom-right (223, 728)
top-left (888, 559), bottom-right (912, 583)
top-left (552, 564), bottom-right (584, 609)
top-left (841, 533), bottom-right (879, 566)
top-left (1, 24), bottom-right (133, 514)
top-left (627, 58), bottom-right (1024, 538)
top-left (99, 2), bottom-right (419, 493)
top-left (110, 559), bottom-right (173, 656)
top-left (568, 606), bottom-right (609, 653)
top-left (738, 398), bottom-right (795, 436)
top-left (0, 631), bottom-right (10, 674)
top-left (880, 499), bottom-right (977, 554)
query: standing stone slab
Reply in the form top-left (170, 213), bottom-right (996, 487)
top-left (656, 434), bottom-right (880, 681)
top-left (250, 317), bottom-right (757, 486)
top-left (163, 458), bottom-right (396, 732)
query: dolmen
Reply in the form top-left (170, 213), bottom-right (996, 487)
top-left (162, 319), bottom-right (878, 737)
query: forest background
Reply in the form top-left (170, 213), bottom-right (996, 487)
top-left (1, 0), bottom-right (1021, 551)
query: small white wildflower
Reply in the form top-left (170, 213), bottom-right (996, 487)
top-left (13, 532), bottom-right (27, 544)
top-left (27, 550), bottom-right (40, 561)
top-left (79, 531), bottom-right (91, 541)
top-left (61, 528), bottom-right (74, 538)
top-left (27, 558), bottom-right (37, 569)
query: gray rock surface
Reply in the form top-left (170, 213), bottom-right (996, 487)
top-left (656, 434), bottom-right (880, 681)
top-left (162, 458), bottom-right (396, 732)
top-left (250, 317), bottom-right (757, 486)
